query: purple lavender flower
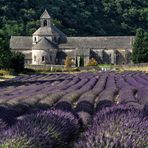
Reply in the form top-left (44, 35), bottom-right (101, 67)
top-left (0, 112), bottom-right (16, 127)
top-left (0, 109), bottom-right (81, 148)
top-left (96, 100), bottom-right (114, 112)
top-left (54, 101), bottom-right (73, 112)
top-left (0, 119), bottom-right (7, 130)
top-left (142, 103), bottom-right (148, 117)
top-left (75, 105), bottom-right (148, 148)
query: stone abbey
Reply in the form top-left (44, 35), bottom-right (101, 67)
top-left (10, 10), bottom-right (135, 66)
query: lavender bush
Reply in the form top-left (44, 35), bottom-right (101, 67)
top-left (0, 109), bottom-right (81, 148)
top-left (75, 105), bottom-right (148, 148)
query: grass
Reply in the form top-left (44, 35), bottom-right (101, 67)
top-left (0, 69), bottom-right (16, 81)
top-left (97, 64), bottom-right (114, 68)
top-left (118, 66), bottom-right (148, 73)
top-left (0, 75), bottom-right (15, 81)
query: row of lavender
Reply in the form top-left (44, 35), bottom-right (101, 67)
top-left (0, 72), bottom-right (148, 147)
top-left (0, 72), bottom-right (148, 120)
top-left (75, 104), bottom-right (148, 148)
top-left (0, 101), bottom-right (147, 147)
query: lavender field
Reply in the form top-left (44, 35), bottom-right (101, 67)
top-left (0, 72), bottom-right (147, 148)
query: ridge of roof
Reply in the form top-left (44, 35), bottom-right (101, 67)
top-left (66, 36), bottom-right (135, 38)
top-left (40, 9), bottom-right (51, 19)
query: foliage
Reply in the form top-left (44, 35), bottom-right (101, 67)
top-left (64, 56), bottom-right (74, 68)
top-left (97, 64), bottom-right (113, 68)
top-left (10, 52), bottom-right (25, 73)
top-left (0, 109), bottom-right (81, 148)
top-left (0, 51), bottom-right (25, 73)
top-left (86, 58), bottom-right (98, 66)
top-left (132, 28), bottom-right (148, 63)
top-left (0, 50), bottom-right (11, 69)
top-left (0, 70), bottom-right (14, 76)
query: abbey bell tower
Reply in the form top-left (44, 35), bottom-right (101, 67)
top-left (40, 9), bottom-right (51, 27)
top-left (32, 9), bottom-right (53, 45)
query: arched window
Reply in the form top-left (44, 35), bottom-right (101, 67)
top-left (43, 20), bottom-right (47, 26)
top-left (50, 55), bottom-right (52, 61)
top-left (34, 37), bottom-right (37, 42)
top-left (34, 56), bottom-right (36, 62)
top-left (42, 56), bottom-right (45, 62)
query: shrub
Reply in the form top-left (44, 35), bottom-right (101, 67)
top-left (0, 50), bottom-right (11, 69)
top-left (0, 70), bottom-right (14, 76)
top-left (132, 28), bottom-right (148, 63)
top-left (64, 56), bottom-right (74, 68)
top-left (86, 58), bottom-right (98, 66)
top-left (0, 109), bottom-right (81, 148)
top-left (10, 52), bottom-right (25, 73)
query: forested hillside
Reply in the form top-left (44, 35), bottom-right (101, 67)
top-left (0, 0), bottom-right (148, 50)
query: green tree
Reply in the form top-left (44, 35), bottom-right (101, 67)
top-left (143, 32), bottom-right (148, 62)
top-left (0, 50), bottom-right (11, 69)
top-left (10, 52), bottom-right (25, 73)
top-left (132, 28), bottom-right (148, 63)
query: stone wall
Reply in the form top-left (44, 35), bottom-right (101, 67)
top-left (32, 49), bottom-right (57, 65)
top-left (25, 64), bottom-right (64, 71)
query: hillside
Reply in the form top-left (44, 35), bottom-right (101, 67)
top-left (0, 0), bottom-right (147, 50)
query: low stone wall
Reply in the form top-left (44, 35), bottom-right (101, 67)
top-left (25, 65), bottom-right (64, 71)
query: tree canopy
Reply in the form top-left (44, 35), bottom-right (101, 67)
top-left (132, 28), bottom-right (148, 63)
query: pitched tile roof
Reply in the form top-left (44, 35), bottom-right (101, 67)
top-left (33, 27), bottom-right (53, 36)
top-left (10, 36), bottom-right (135, 51)
top-left (10, 36), bottom-right (32, 50)
top-left (59, 36), bottom-right (135, 49)
top-left (32, 37), bottom-right (58, 50)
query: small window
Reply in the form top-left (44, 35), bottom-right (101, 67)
top-left (43, 20), bottom-right (47, 26)
top-left (50, 55), bottom-right (52, 61)
top-left (34, 37), bottom-right (37, 42)
top-left (34, 56), bottom-right (36, 62)
top-left (42, 56), bottom-right (45, 62)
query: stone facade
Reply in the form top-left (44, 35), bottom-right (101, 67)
top-left (10, 10), bottom-right (135, 66)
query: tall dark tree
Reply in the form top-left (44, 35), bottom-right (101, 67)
top-left (132, 28), bottom-right (148, 63)
top-left (10, 52), bottom-right (25, 73)
top-left (0, 50), bottom-right (11, 69)
top-left (143, 32), bottom-right (148, 62)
